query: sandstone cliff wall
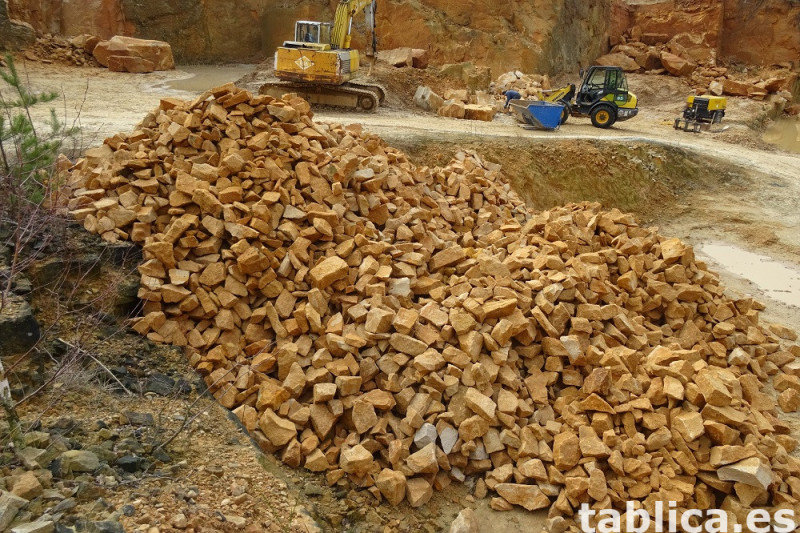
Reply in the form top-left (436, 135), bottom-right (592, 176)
top-left (8, 0), bottom-right (613, 74)
top-left (721, 0), bottom-right (800, 66)
top-left (7, 0), bottom-right (800, 73)
top-left (628, 0), bottom-right (800, 66)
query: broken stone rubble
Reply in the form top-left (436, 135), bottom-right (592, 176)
top-left (415, 86), bottom-right (498, 122)
top-left (596, 28), bottom-right (798, 103)
top-left (64, 84), bottom-right (800, 529)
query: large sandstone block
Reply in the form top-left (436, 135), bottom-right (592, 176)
top-left (444, 89), bottom-right (468, 102)
top-left (464, 104), bottom-right (496, 122)
top-left (437, 100), bottom-right (466, 119)
top-left (633, 49), bottom-right (663, 70)
top-left (641, 33), bottom-right (670, 46)
top-left (595, 52), bottom-right (640, 72)
top-left (414, 86), bottom-right (444, 112)
top-left (660, 51), bottom-right (696, 77)
top-left (723, 79), bottom-right (758, 97)
top-left (94, 36), bottom-right (175, 72)
top-left (411, 48), bottom-right (428, 69)
top-left (378, 47), bottom-right (413, 67)
top-left (107, 55), bottom-right (155, 74)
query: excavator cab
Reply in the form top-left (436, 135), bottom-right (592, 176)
top-left (293, 21), bottom-right (332, 46)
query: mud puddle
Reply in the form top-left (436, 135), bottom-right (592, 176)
top-left (698, 242), bottom-right (800, 308)
top-left (763, 117), bottom-right (800, 153)
top-left (154, 64), bottom-right (256, 94)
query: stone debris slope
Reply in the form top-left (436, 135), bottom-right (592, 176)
top-left (22, 34), bottom-right (175, 74)
top-left (64, 84), bottom-right (800, 529)
top-left (598, 28), bottom-right (797, 103)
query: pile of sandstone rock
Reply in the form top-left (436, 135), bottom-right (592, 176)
top-left (64, 85), bottom-right (800, 529)
top-left (491, 70), bottom-right (552, 100)
top-left (597, 28), bottom-right (797, 102)
top-left (22, 35), bottom-right (100, 67)
top-left (414, 86), bottom-right (498, 121)
top-left (416, 70), bottom-right (554, 120)
top-left (24, 34), bottom-right (173, 74)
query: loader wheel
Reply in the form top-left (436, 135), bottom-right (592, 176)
top-left (591, 105), bottom-right (616, 129)
top-left (559, 101), bottom-right (571, 125)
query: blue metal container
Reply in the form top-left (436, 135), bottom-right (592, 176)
top-left (526, 101), bottom-right (564, 130)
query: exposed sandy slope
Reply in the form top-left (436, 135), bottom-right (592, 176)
top-left (5, 60), bottom-right (799, 531)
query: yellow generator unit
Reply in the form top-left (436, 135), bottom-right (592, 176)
top-left (674, 95), bottom-right (727, 132)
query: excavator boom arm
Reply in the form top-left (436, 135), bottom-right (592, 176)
top-left (331, 0), bottom-right (376, 53)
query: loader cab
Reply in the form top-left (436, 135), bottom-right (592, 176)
top-left (577, 66), bottom-right (629, 106)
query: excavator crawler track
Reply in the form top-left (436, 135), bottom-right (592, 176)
top-left (347, 79), bottom-right (387, 104)
top-left (259, 79), bottom-right (386, 112)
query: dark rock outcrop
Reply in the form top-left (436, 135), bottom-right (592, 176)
top-left (0, 0), bottom-right (35, 50)
top-left (0, 295), bottom-right (40, 356)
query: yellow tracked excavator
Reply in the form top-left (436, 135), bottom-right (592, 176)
top-left (260, 0), bottom-right (386, 111)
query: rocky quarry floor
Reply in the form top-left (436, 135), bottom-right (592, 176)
top-left (1, 59), bottom-right (800, 533)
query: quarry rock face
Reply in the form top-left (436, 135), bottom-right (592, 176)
top-left (721, 0), bottom-right (800, 65)
top-left (625, 0), bottom-right (800, 67)
top-left (627, 0), bottom-right (724, 52)
top-left (375, 0), bottom-right (613, 76)
top-left (600, 1), bottom-right (799, 100)
top-left (9, 0), bottom-right (611, 74)
top-left (9, 0), bottom-right (800, 73)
